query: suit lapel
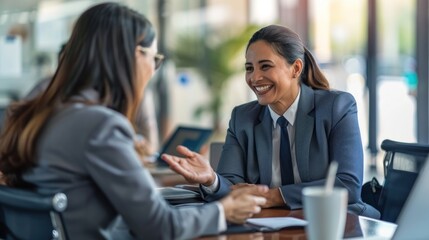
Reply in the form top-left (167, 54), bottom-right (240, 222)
top-left (295, 84), bottom-right (315, 180)
top-left (255, 107), bottom-right (273, 185)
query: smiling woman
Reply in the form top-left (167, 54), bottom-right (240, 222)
top-left (244, 26), bottom-right (329, 115)
top-left (245, 40), bottom-right (303, 114)
top-left (161, 24), bottom-right (381, 220)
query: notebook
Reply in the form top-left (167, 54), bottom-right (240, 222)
top-left (155, 126), bottom-right (213, 168)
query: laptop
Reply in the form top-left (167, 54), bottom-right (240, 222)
top-left (155, 126), bottom-right (213, 168)
top-left (390, 156), bottom-right (429, 240)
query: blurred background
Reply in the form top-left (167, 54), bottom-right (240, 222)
top-left (0, 0), bottom-right (427, 179)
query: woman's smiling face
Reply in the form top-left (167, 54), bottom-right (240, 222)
top-left (245, 40), bottom-right (301, 115)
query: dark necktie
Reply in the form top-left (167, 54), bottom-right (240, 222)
top-left (277, 116), bottom-right (294, 185)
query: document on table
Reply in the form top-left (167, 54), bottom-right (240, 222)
top-left (222, 217), bottom-right (307, 234)
top-left (246, 217), bottom-right (307, 231)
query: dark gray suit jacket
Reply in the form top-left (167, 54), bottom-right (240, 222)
top-left (23, 102), bottom-right (220, 239)
top-left (203, 83), bottom-right (379, 218)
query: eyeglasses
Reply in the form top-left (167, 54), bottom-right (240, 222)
top-left (137, 46), bottom-right (164, 69)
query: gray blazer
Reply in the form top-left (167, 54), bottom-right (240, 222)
top-left (203, 83), bottom-right (379, 219)
top-left (23, 102), bottom-right (220, 239)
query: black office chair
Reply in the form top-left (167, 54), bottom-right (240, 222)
top-left (377, 139), bottom-right (429, 223)
top-left (0, 185), bottom-right (68, 239)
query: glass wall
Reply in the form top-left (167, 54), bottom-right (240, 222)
top-left (308, 0), bottom-right (417, 152)
top-left (377, 0), bottom-right (416, 144)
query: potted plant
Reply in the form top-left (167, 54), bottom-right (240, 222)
top-left (172, 25), bottom-right (259, 134)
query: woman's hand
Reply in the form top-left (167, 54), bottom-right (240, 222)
top-left (231, 184), bottom-right (286, 208)
top-left (261, 188), bottom-right (286, 208)
top-left (161, 145), bottom-right (216, 186)
top-left (220, 185), bottom-right (268, 224)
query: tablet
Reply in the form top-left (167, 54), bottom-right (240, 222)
top-left (157, 126), bottom-right (213, 166)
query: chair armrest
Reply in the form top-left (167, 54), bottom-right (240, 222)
top-left (0, 185), bottom-right (67, 212)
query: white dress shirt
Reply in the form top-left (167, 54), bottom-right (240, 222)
top-left (268, 88), bottom-right (302, 187)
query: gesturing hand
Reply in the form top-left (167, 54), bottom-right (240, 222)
top-left (161, 145), bottom-right (216, 186)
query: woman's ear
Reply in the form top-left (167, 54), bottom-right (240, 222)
top-left (292, 59), bottom-right (303, 78)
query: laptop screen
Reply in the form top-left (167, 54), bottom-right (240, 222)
top-left (392, 156), bottom-right (429, 239)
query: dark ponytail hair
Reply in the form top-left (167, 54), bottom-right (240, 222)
top-left (246, 25), bottom-right (329, 90)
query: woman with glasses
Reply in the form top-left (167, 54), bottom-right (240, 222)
top-left (24, 43), bottom-right (161, 160)
top-left (0, 3), bottom-right (267, 239)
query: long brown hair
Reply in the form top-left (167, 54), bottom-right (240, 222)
top-left (0, 2), bottom-right (155, 186)
top-left (246, 25), bottom-right (329, 90)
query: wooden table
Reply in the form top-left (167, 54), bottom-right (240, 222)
top-left (200, 208), bottom-right (397, 239)
top-left (150, 169), bottom-right (397, 239)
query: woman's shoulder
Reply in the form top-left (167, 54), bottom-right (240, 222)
top-left (233, 100), bottom-right (264, 112)
top-left (313, 88), bottom-right (356, 104)
top-left (229, 101), bottom-right (267, 126)
top-left (68, 104), bottom-right (124, 118)
top-left (314, 89), bottom-right (354, 99)
top-left (57, 104), bottom-right (132, 131)
top-left (312, 89), bottom-right (357, 118)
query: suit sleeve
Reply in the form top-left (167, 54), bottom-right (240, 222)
top-left (329, 92), bottom-right (363, 203)
top-left (83, 114), bottom-right (221, 239)
top-left (201, 107), bottom-right (247, 201)
top-left (280, 92), bottom-right (363, 209)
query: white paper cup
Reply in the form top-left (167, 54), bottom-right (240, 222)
top-left (302, 186), bottom-right (348, 240)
